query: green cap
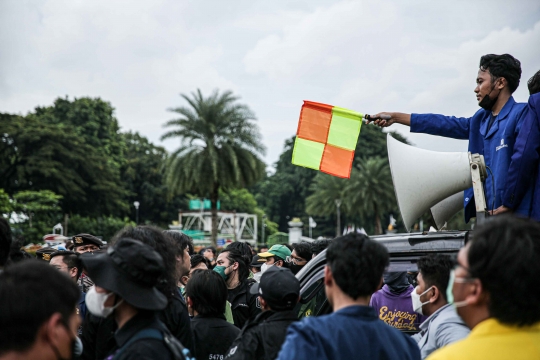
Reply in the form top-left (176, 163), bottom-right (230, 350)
top-left (258, 244), bottom-right (291, 261)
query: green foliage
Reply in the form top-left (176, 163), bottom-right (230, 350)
top-left (68, 215), bottom-right (136, 242)
top-left (0, 189), bottom-right (11, 214)
top-left (305, 175), bottom-right (348, 217)
top-left (120, 131), bottom-right (186, 226)
top-left (162, 89), bottom-right (266, 245)
top-left (10, 190), bottom-right (63, 244)
top-left (0, 97), bottom-right (129, 217)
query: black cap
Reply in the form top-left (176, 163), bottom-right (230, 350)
top-left (81, 238), bottom-right (167, 311)
top-left (250, 266), bottom-right (300, 310)
top-left (250, 255), bottom-right (263, 268)
top-left (35, 247), bottom-right (56, 262)
top-left (72, 233), bottom-right (103, 248)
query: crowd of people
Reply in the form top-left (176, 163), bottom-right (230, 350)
top-left (1, 51), bottom-right (540, 359)
top-left (1, 215), bottom-right (539, 360)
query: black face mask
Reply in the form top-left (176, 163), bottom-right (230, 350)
top-left (479, 81), bottom-right (501, 111)
top-left (289, 263), bottom-right (304, 275)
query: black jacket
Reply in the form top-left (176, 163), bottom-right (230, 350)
top-left (158, 290), bottom-right (194, 351)
top-left (225, 310), bottom-right (298, 360)
top-left (191, 315), bottom-right (240, 360)
top-left (228, 279), bottom-right (261, 329)
top-left (111, 312), bottom-right (173, 360)
top-left (81, 291), bottom-right (193, 359)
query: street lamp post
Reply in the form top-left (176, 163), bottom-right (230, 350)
top-left (133, 201), bottom-right (140, 224)
top-left (335, 199), bottom-right (342, 238)
top-left (262, 214), bottom-right (267, 245)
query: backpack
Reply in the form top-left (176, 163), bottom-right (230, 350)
top-left (112, 327), bottom-right (194, 360)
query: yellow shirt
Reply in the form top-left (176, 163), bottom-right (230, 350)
top-left (427, 318), bottom-right (540, 360)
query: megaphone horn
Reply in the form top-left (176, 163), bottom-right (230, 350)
top-left (430, 192), bottom-right (463, 230)
top-left (387, 134), bottom-right (472, 232)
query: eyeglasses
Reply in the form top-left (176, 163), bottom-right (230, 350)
top-left (286, 255), bottom-right (307, 265)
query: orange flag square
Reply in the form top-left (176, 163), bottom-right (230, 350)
top-left (297, 101), bottom-right (333, 143)
top-left (320, 144), bottom-right (355, 178)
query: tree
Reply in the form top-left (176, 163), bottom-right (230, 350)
top-left (11, 190), bottom-right (63, 243)
top-left (162, 90), bottom-right (266, 246)
top-left (346, 158), bottom-right (396, 235)
top-left (0, 189), bottom-right (11, 215)
top-left (120, 131), bottom-right (186, 226)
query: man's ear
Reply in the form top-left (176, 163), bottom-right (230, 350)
top-left (431, 286), bottom-right (440, 303)
top-left (324, 265), bottom-right (333, 287)
top-left (43, 312), bottom-right (64, 347)
top-left (466, 279), bottom-right (487, 306)
top-left (259, 296), bottom-right (267, 309)
top-left (70, 267), bottom-right (78, 279)
top-left (187, 296), bottom-right (193, 308)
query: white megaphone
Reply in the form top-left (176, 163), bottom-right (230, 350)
top-left (430, 192), bottom-right (463, 230)
top-left (387, 134), bottom-right (487, 232)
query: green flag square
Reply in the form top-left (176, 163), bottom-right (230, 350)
top-left (292, 137), bottom-right (325, 170)
top-left (327, 108), bottom-right (362, 151)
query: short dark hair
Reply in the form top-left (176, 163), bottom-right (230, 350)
top-left (0, 261), bottom-right (80, 354)
top-left (326, 233), bottom-right (388, 299)
top-left (292, 242), bottom-right (312, 260)
top-left (164, 230), bottom-right (194, 256)
top-left (468, 216), bottom-right (540, 326)
top-left (226, 242), bottom-right (253, 269)
top-left (417, 254), bottom-right (454, 302)
top-left (50, 251), bottom-right (83, 280)
top-left (528, 69), bottom-right (540, 95)
top-left (311, 239), bottom-right (332, 257)
top-left (185, 269), bottom-right (227, 316)
top-left (190, 254), bottom-right (209, 269)
top-left (479, 54), bottom-right (522, 93)
top-left (113, 226), bottom-right (177, 299)
top-left (0, 217), bottom-right (12, 267)
top-left (221, 249), bottom-right (249, 281)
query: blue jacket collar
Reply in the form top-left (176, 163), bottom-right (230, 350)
top-left (481, 96), bottom-right (516, 138)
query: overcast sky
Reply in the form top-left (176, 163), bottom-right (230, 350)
top-left (1, 0), bottom-right (539, 168)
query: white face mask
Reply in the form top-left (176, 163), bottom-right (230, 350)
top-left (411, 286), bottom-right (433, 315)
top-left (86, 286), bottom-right (123, 318)
top-left (261, 263), bottom-right (272, 274)
top-left (253, 271), bottom-right (262, 282)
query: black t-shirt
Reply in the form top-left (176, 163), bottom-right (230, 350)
top-left (191, 315), bottom-right (240, 360)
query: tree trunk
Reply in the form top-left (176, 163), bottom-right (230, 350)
top-left (374, 203), bottom-right (382, 235)
top-left (210, 187), bottom-right (219, 248)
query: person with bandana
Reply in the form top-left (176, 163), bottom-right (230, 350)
top-left (427, 216), bottom-right (540, 360)
top-left (370, 271), bottom-right (427, 332)
top-left (369, 54), bottom-right (531, 222)
top-left (0, 261), bottom-right (81, 360)
top-left (214, 248), bottom-right (261, 329)
top-left (81, 238), bottom-right (192, 360)
top-left (410, 254), bottom-right (469, 359)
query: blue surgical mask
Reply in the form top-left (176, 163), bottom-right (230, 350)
top-left (446, 269), bottom-right (470, 308)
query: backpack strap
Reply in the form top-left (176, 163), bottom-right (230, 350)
top-left (113, 328), bottom-right (163, 360)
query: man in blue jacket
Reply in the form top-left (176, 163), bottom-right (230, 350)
top-left (277, 233), bottom-right (420, 360)
top-left (494, 70), bottom-right (540, 221)
top-left (371, 54), bottom-right (530, 222)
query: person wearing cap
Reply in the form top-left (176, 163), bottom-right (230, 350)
top-left (225, 266), bottom-right (300, 360)
top-left (72, 233), bottom-right (103, 293)
top-left (277, 233), bottom-right (420, 360)
top-left (258, 244), bottom-right (291, 272)
top-left (250, 255), bottom-right (263, 282)
top-left (215, 248), bottom-right (261, 329)
top-left (35, 247), bottom-right (56, 262)
top-left (81, 238), bottom-right (191, 360)
top-left (49, 251), bottom-right (87, 328)
top-left (72, 233), bottom-right (103, 254)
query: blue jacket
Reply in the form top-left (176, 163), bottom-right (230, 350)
top-left (503, 93), bottom-right (540, 221)
top-left (411, 97), bottom-right (530, 222)
top-left (276, 305), bottom-right (420, 360)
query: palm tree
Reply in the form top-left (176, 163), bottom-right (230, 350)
top-left (346, 157), bottom-right (396, 235)
top-left (161, 89), bottom-right (266, 246)
top-left (305, 173), bottom-right (349, 237)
